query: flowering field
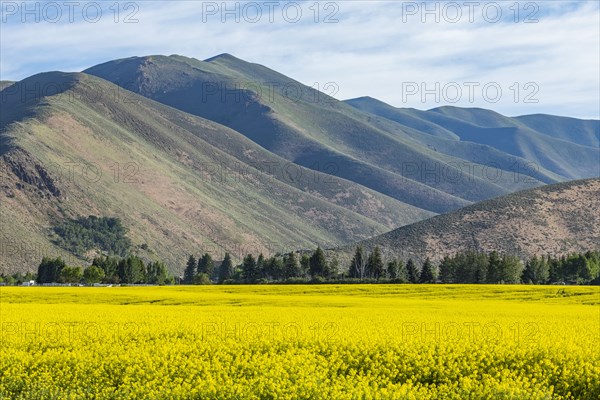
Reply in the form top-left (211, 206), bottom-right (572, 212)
top-left (1, 285), bottom-right (599, 399)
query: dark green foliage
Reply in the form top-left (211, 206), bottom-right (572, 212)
top-left (386, 260), bottom-right (399, 280)
top-left (349, 246), bottom-right (366, 279)
top-left (197, 253), bottom-right (215, 277)
top-left (117, 255), bottom-right (146, 284)
top-left (193, 273), bottom-right (211, 285)
top-left (266, 256), bottom-right (284, 281)
top-left (58, 266), bottom-right (82, 284)
top-left (300, 254), bottom-right (311, 277)
top-left (522, 255), bottom-right (549, 284)
top-left (92, 255), bottom-right (120, 283)
top-left (146, 261), bottom-right (170, 285)
top-left (366, 246), bottom-right (385, 279)
top-left (438, 256), bottom-right (455, 283)
top-left (309, 247), bottom-right (330, 279)
top-left (218, 253), bottom-right (234, 283)
top-left (283, 252), bottom-right (302, 280)
top-left (37, 257), bottom-right (66, 283)
top-left (419, 258), bottom-right (436, 283)
top-left (241, 254), bottom-right (259, 283)
top-left (406, 259), bottom-right (419, 283)
top-left (184, 255), bottom-right (197, 284)
top-left (256, 254), bottom-right (267, 281)
top-left (53, 216), bottom-right (131, 257)
top-left (83, 265), bottom-right (105, 284)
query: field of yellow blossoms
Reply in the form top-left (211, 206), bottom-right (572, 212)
top-left (1, 284), bottom-right (599, 399)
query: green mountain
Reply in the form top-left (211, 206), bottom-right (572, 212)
top-left (0, 72), bottom-right (430, 274)
top-left (346, 97), bottom-right (599, 179)
top-left (86, 54), bottom-right (573, 214)
top-left (332, 178), bottom-right (600, 267)
top-left (3, 54), bottom-right (598, 275)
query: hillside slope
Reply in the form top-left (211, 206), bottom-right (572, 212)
top-left (333, 179), bottom-right (600, 266)
top-left (0, 72), bottom-right (431, 274)
top-left (86, 54), bottom-right (569, 213)
top-left (346, 98), bottom-right (600, 179)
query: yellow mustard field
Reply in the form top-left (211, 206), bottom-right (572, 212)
top-left (1, 285), bottom-right (599, 399)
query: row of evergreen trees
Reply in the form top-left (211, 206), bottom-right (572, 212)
top-left (21, 248), bottom-right (600, 286)
top-left (182, 247), bottom-right (600, 285)
top-left (184, 250), bottom-right (317, 284)
top-left (36, 255), bottom-right (174, 285)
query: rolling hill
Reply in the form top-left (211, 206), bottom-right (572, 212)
top-left (0, 72), bottom-right (431, 274)
top-left (332, 178), bottom-right (600, 267)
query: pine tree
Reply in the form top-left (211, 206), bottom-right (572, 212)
top-left (218, 253), bottom-right (234, 283)
top-left (309, 247), bottom-right (328, 279)
top-left (396, 259), bottom-right (408, 283)
top-left (184, 255), bottom-right (197, 284)
top-left (256, 254), bottom-right (266, 280)
top-left (300, 254), bottom-right (310, 278)
top-left (147, 261), bottom-right (169, 285)
top-left (406, 259), bottom-right (419, 283)
top-left (118, 255), bottom-right (146, 284)
top-left (241, 254), bottom-right (258, 283)
top-left (349, 246), bottom-right (366, 279)
top-left (419, 258), bottom-right (436, 283)
top-left (438, 256), bottom-right (455, 283)
top-left (197, 253), bottom-right (215, 277)
top-left (387, 260), bottom-right (399, 280)
top-left (283, 252), bottom-right (302, 279)
top-left (366, 246), bottom-right (385, 279)
top-left (487, 251), bottom-right (501, 283)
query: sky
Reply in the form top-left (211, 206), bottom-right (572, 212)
top-left (1, 0), bottom-right (599, 118)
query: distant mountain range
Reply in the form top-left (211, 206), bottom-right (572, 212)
top-left (331, 178), bottom-right (600, 267)
top-left (1, 54), bottom-right (598, 273)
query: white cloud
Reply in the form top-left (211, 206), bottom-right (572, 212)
top-left (0, 0), bottom-right (598, 118)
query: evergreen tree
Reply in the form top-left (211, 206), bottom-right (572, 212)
top-left (349, 246), bottom-right (366, 279)
top-left (241, 254), bottom-right (258, 283)
top-left (309, 247), bottom-right (328, 279)
top-left (522, 255), bottom-right (549, 284)
top-left (396, 259), bottom-right (408, 283)
top-left (147, 261), bottom-right (170, 285)
top-left (438, 256), bottom-right (455, 283)
top-left (256, 254), bottom-right (267, 280)
top-left (218, 253), bottom-right (234, 283)
top-left (92, 255), bottom-right (119, 283)
top-left (184, 255), bottom-right (197, 284)
top-left (419, 258), bottom-right (436, 283)
top-left (283, 252), bottom-right (302, 279)
top-left (118, 255), bottom-right (146, 284)
top-left (328, 256), bottom-right (339, 279)
top-left (366, 246), bottom-right (385, 279)
top-left (266, 256), bottom-right (284, 281)
top-left (497, 254), bottom-right (523, 284)
top-left (197, 253), bottom-right (215, 277)
top-left (486, 251), bottom-right (501, 283)
top-left (300, 254), bottom-right (310, 278)
top-left (406, 259), bottom-right (419, 283)
top-left (387, 260), bottom-right (399, 280)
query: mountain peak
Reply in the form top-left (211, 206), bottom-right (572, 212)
top-left (204, 53), bottom-right (241, 63)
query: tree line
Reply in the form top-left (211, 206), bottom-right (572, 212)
top-left (34, 255), bottom-right (174, 285)
top-left (3, 248), bottom-right (598, 286)
top-left (181, 247), bottom-right (600, 285)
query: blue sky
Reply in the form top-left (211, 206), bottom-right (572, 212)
top-left (1, 0), bottom-right (599, 118)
